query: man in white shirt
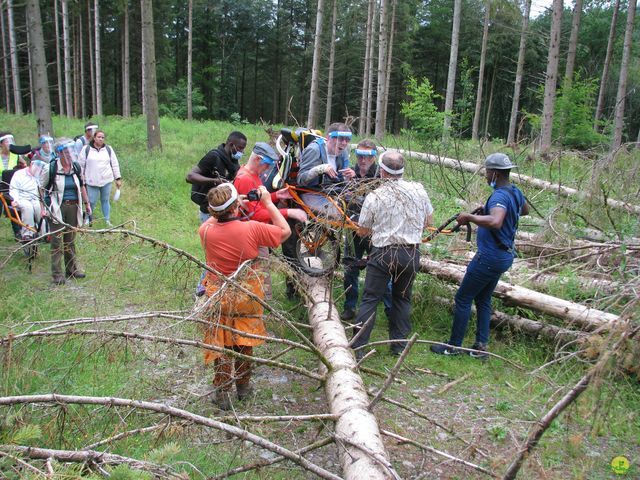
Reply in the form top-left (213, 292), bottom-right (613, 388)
top-left (351, 151), bottom-right (433, 359)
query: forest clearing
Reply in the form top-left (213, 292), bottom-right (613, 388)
top-left (0, 112), bottom-right (638, 479)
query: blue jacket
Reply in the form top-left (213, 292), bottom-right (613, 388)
top-left (297, 139), bottom-right (350, 188)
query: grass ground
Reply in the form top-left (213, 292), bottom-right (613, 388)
top-left (0, 112), bottom-right (638, 479)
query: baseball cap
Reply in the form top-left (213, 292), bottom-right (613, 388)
top-left (253, 142), bottom-right (278, 165)
top-left (484, 153), bottom-right (517, 170)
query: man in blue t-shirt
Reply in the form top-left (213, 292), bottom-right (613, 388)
top-left (431, 153), bottom-right (529, 359)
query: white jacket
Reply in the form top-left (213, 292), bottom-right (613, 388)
top-left (9, 168), bottom-right (40, 204)
top-left (78, 144), bottom-right (121, 187)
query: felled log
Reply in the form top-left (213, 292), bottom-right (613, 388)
top-left (386, 147), bottom-right (640, 215)
top-left (420, 258), bottom-right (619, 331)
top-left (301, 275), bottom-right (396, 480)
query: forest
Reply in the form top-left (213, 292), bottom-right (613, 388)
top-left (1, 0), bottom-right (639, 151)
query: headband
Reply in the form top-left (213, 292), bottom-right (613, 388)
top-left (328, 131), bottom-right (352, 139)
top-left (355, 148), bottom-right (377, 156)
top-left (55, 141), bottom-right (76, 152)
top-left (259, 155), bottom-right (275, 165)
top-left (86, 124), bottom-right (99, 131)
top-left (0, 134), bottom-right (14, 143)
top-left (39, 136), bottom-right (53, 144)
top-left (209, 183), bottom-right (238, 212)
top-left (378, 152), bottom-right (404, 175)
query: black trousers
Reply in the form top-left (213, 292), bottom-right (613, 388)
top-left (351, 245), bottom-right (420, 353)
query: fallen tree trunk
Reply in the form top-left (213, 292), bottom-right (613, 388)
top-left (301, 275), bottom-right (396, 480)
top-left (420, 258), bottom-right (619, 331)
top-left (386, 147), bottom-right (640, 215)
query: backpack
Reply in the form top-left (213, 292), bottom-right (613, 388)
top-left (74, 135), bottom-right (87, 145)
top-left (46, 159), bottom-right (83, 191)
top-left (261, 128), bottom-right (323, 192)
top-left (82, 144), bottom-right (113, 164)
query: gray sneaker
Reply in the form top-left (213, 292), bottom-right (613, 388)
top-left (468, 342), bottom-right (489, 360)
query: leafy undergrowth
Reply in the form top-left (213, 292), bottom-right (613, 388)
top-left (0, 112), bottom-right (638, 479)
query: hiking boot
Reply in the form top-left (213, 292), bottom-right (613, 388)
top-left (430, 343), bottom-right (461, 356)
top-left (52, 276), bottom-right (66, 286)
top-left (340, 309), bottom-right (356, 321)
top-left (213, 391), bottom-right (233, 410)
top-left (468, 342), bottom-right (489, 360)
top-left (236, 383), bottom-right (254, 401)
top-left (354, 349), bottom-right (365, 362)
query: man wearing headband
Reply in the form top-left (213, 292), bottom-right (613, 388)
top-left (233, 142), bottom-right (307, 224)
top-left (297, 122), bottom-right (356, 216)
top-left (187, 131), bottom-right (248, 223)
top-left (431, 153), bottom-right (528, 360)
top-left (75, 122), bottom-right (99, 152)
top-left (351, 151), bottom-right (433, 360)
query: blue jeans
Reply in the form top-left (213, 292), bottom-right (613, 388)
top-left (87, 183), bottom-right (113, 222)
top-left (449, 253), bottom-right (513, 346)
top-left (344, 232), bottom-right (391, 313)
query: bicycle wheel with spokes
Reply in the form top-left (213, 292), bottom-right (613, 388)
top-left (294, 222), bottom-right (341, 277)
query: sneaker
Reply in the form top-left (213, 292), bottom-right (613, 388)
top-left (340, 309), bottom-right (356, 321)
top-left (430, 343), bottom-right (461, 356)
top-left (468, 342), bottom-right (489, 360)
top-left (236, 383), bottom-right (254, 401)
top-left (105, 220), bottom-right (113, 228)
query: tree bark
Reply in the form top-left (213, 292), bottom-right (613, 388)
top-left (594, 0), bottom-right (620, 130)
top-left (419, 257), bottom-right (619, 331)
top-left (61, 0), bottom-right (73, 117)
top-left (0, 1), bottom-right (11, 112)
top-left (323, 0), bottom-right (337, 130)
top-left (381, 0), bottom-right (396, 135)
top-left (358, 0), bottom-right (375, 136)
top-left (7, 0), bottom-right (22, 114)
top-left (365, 2), bottom-right (378, 135)
top-left (539, 0), bottom-right (563, 156)
top-left (442, 0), bottom-right (462, 143)
top-left (79, 14), bottom-right (86, 117)
top-left (94, 0), bottom-right (102, 115)
top-left (507, 0), bottom-right (531, 145)
top-left (53, 0), bottom-right (64, 116)
top-left (610, 0), bottom-right (636, 151)
top-left (483, 62), bottom-right (496, 137)
top-left (122, 1), bottom-right (131, 117)
top-left (472, 1), bottom-right (490, 141)
top-left (26, 20), bottom-right (35, 112)
top-left (307, 0), bottom-right (324, 128)
top-left (141, 0), bottom-right (162, 151)
top-left (186, 0), bottom-right (193, 120)
top-left (374, 0), bottom-right (389, 139)
top-left (563, 0), bottom-right (583, 88)
top-left (25, 0), bottom-right (53, 135)
top-left (87, 0), bottom-right (96, 115)
top-left (301, 275), bottom-right (395, 480)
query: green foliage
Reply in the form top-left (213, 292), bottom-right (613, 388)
top-left (453, 58), bottom-right (475, 136)
top-left (555, 77), bottom-right (607, 149)
top-left (401, 77), bottom-right (445, 145)
top-left (109, 465), bottom-right (153, 480)
top-left (9, 424), bottom-right (42, 445)
top-left (159, 79), bottom-right (208, 119)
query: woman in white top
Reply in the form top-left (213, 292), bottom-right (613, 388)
top-left (78, 130), bottom-right (122, 226)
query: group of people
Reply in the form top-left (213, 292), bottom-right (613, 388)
top-left (187, 123), bottom-right (528, 409)
top-left (0, 123), bottom-right (123, 285)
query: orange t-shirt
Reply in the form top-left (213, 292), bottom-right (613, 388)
top-left (199, 218), bottom-right (282, 275)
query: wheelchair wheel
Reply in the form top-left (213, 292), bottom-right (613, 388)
top-left (294, 222), bottom-right (341, 277)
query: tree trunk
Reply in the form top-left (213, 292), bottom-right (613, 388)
top-left (141, 11), bottom-right (146, 116)
top-left (539, 0), bottom-right (563, 156)
top-left (563, 0), bottom-right (583, 88)
top-left (323, 0), bottom-right (337, 130)
top-left (186, 0), bottom-right (193, 120)
top-left (87, 0), bottom-right (96, 115)
top-left (25, 0), bottom-right (53, 135)
top-left (26, 20), bottom-right (35, 112)
top-left (122, 1), bottom-right (131, 117)
top-left (358, 0), bottom-right (375, 136)
top-left (507, 0), bottom-right (532, 145)
top-left (94, 0), bottom-right (102, 116)
top-left (73, 18), bottom-right (79, 117)
top-left (62, 0), bottom-right (73, 117)
top-left (594, 0), bottom-right (620, 130)
top-left (307, 0), bottom-right (324, 128)
top-left (7, 0), bottom-right (22, 114)
top-left (54, 0), bottom-right (64, 116)
top-left (365, 2), bottom-right (378, 135)
top-left (374, 0), bottom-right (389, 139)
top-left (472, 1), bottom-right (490, 141)
top-left (79, 14), bottom-right (86, 117)
top-left (0, 1), bottom-right (11, 112)
top-left (419, 258), bottom-right (619, 331)
top-left (442, 0), bottom-right (462, 143)
top-left (381, 0), bottom-right (396, 134)
top-left (610, 0), bottom-right (636, 151)
top-left (141, 0), bottom-right (162, 151)
top-left (301, 275), bottom-right (394, 479)
top-left (483, 62), bottom-right (496, 137)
